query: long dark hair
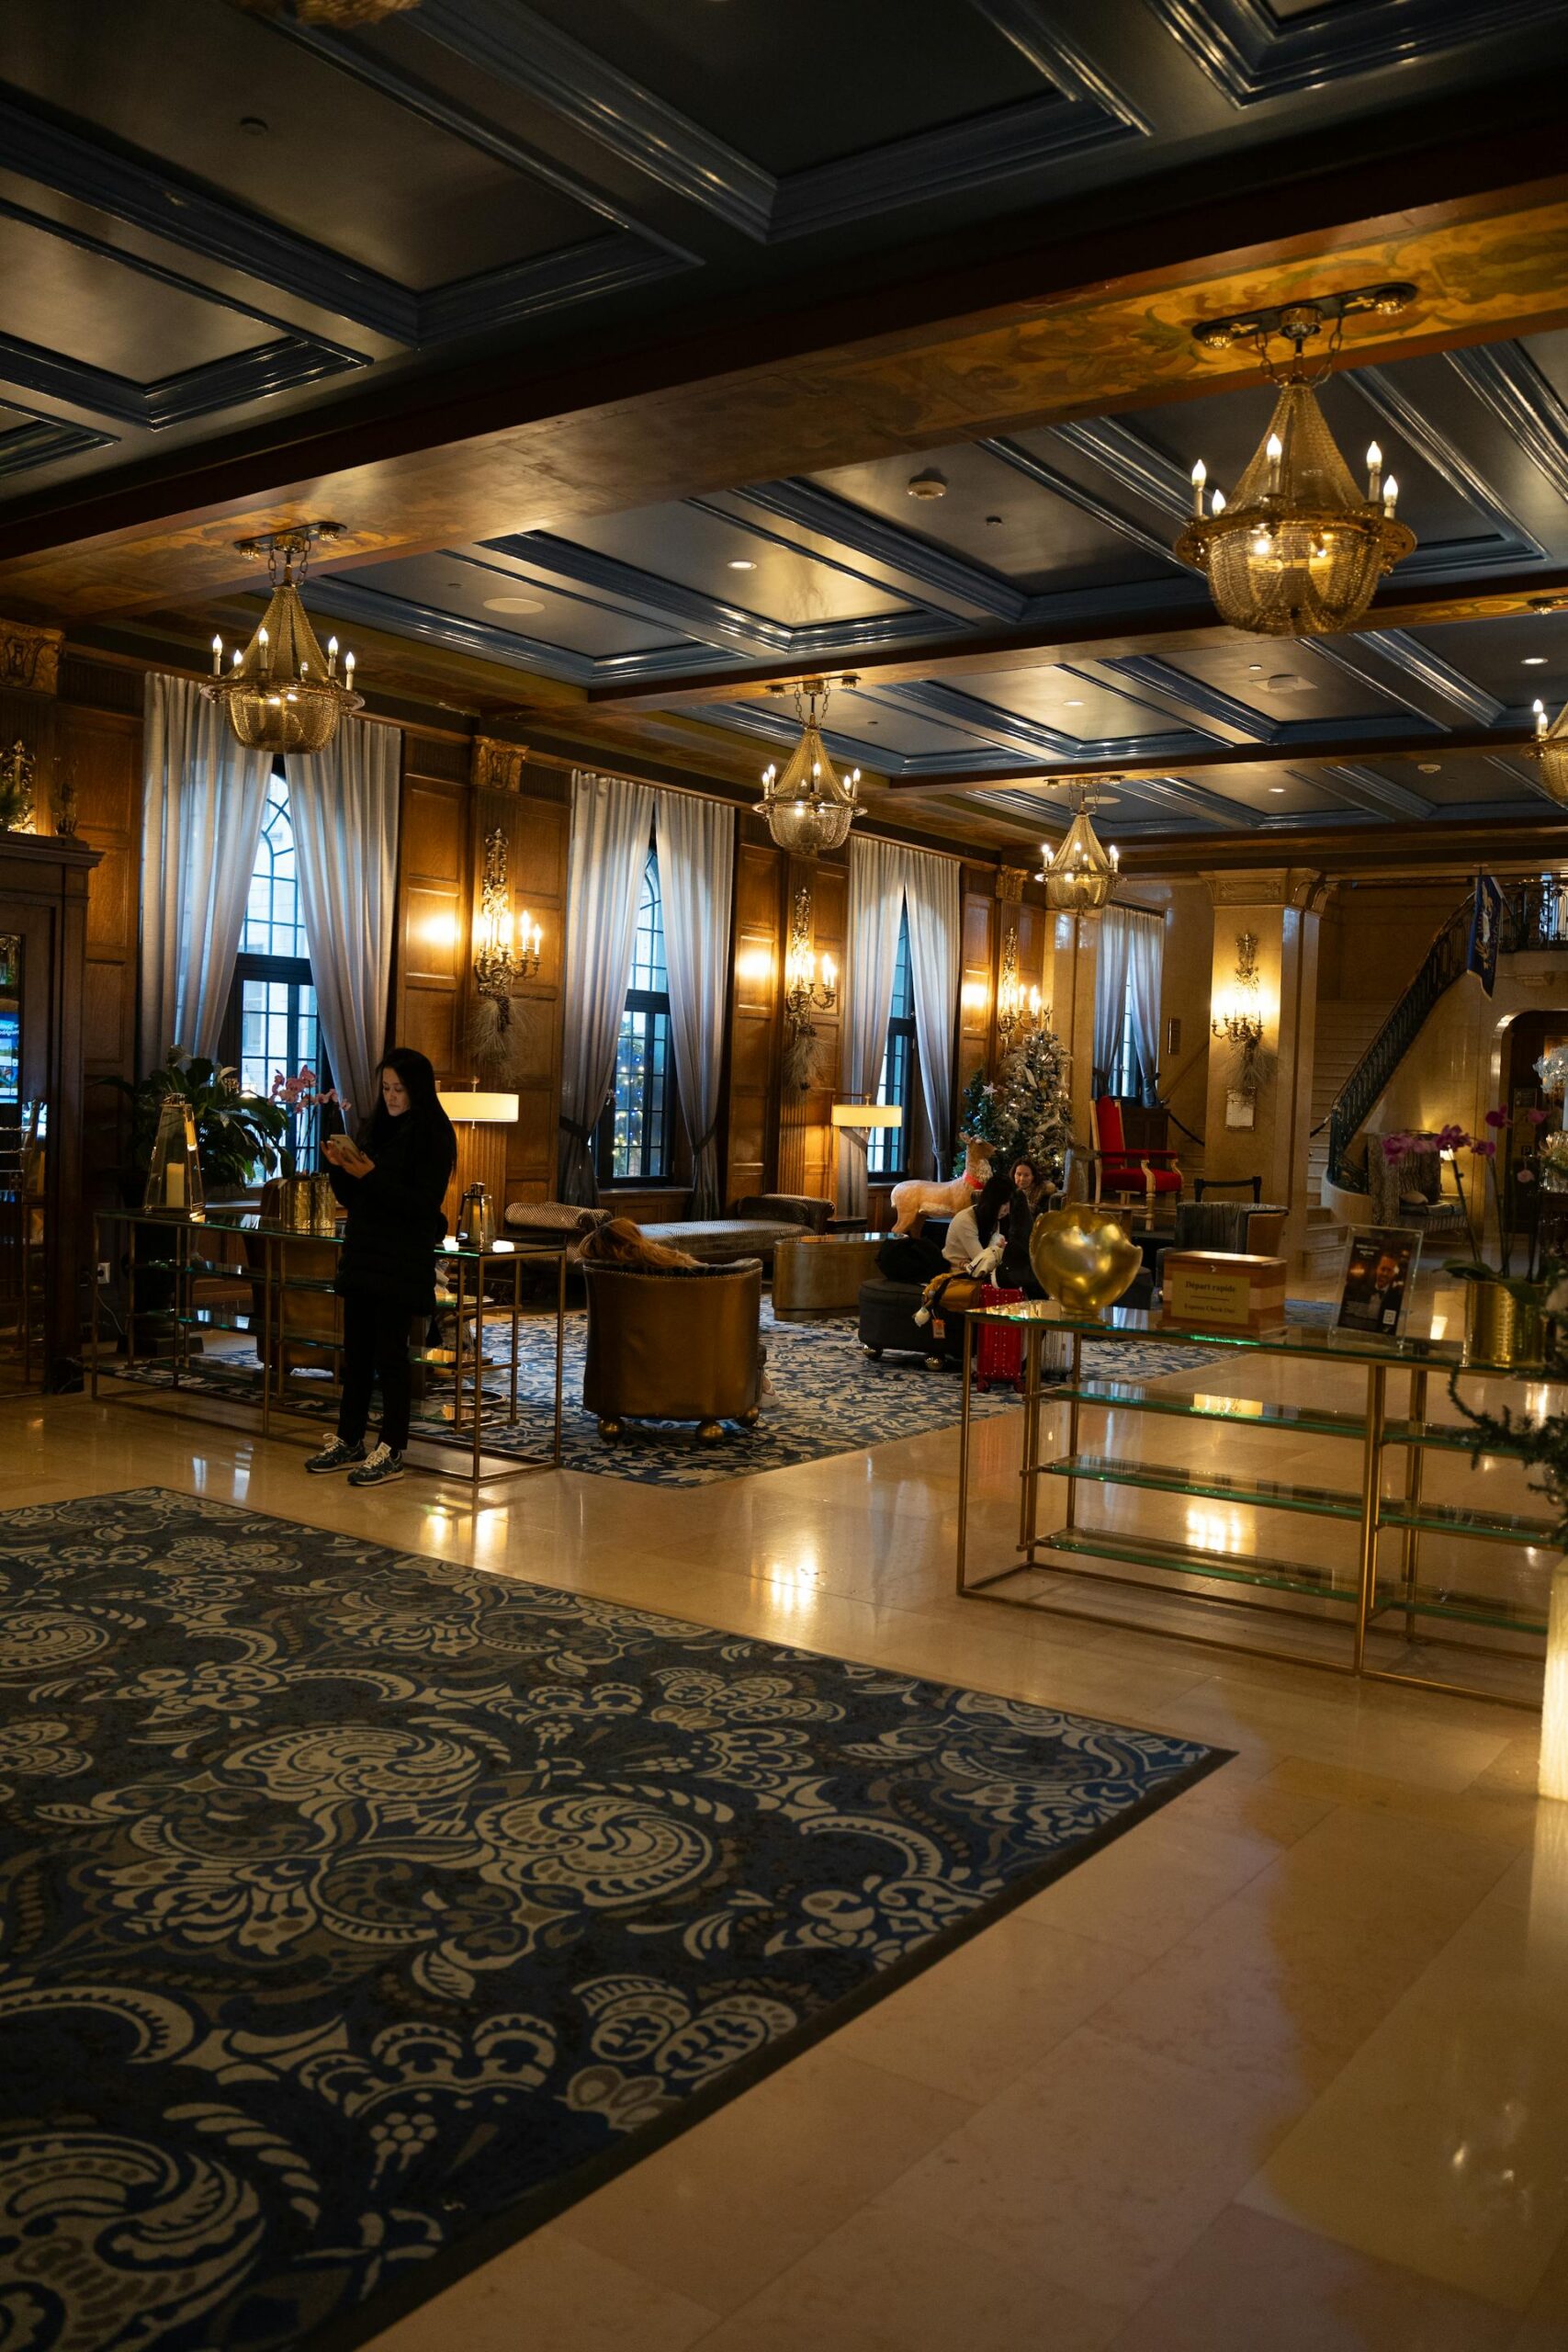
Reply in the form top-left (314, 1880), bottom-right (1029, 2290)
top-left (974, 1169), bottom-right (1014, 1247)
top-left (364, 1047), bottom-right (457, 1180)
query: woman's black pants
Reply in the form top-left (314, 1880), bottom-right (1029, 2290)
top-left (338, 1291), bottom-right (413, 1453)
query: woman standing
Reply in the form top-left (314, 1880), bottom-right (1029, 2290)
top-left (306, 1048), bottom-right (457, 1487)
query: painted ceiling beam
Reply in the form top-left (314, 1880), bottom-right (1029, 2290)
top-left (583, 561), bottom-right (1568, 711)
top-left (3, 130), bottom-right (1566, 620)
top-left (879, 726), bottom-right (1537, 794)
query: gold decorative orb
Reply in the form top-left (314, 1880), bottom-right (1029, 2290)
top-left (1028, 1203), bottom-right (1143, 1313)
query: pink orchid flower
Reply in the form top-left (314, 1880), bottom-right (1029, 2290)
top-left (1483, 1106), bottom-right (1510, 1130)
top-left (1526, 1107), bottom-right (1550, 1126)
top-left (1472, 1137), bottom-right (1498, 1159)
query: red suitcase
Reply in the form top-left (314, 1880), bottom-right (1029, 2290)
top-left (973, 1283), bottom-right (1025, 1392)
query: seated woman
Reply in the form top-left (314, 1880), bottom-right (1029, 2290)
top-left (944, 1165), bottom-right (1043, 1295)
top-left (579, 1216), bottom-right (699, 1272)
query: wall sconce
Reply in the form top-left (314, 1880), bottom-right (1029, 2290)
top-left (784, 886), bottom-right (837, 1039)
top-left (1212, 930), bottom-right (1267, 1083)
top-left (473, 825), bottom-right (541, 1031)
top-left (996, 925), bottom-right (1042, 1049)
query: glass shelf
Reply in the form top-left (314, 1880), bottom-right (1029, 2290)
top-left (1371, 1579), bottom-right (1549, 1639)
top-left (1381, 1496), bottom-right (1557, 1547)
top-left (1045, 1528), bottom-right (1355, 1606)
top-left (1055, 1385), bottom-right (1368, 1442)
top-left (1042, 1451), bottom-right (1365, 1522)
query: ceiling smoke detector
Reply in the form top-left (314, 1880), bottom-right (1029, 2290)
top-left (907, 469), bottom-right (948, 501)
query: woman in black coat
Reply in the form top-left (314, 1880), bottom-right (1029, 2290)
top-left (306, 1046), bottom-right (457, 1487)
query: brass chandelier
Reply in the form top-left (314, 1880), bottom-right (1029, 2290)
top-left (1038, 786), bottom-right (1119, 913)
top-left (1534, 696), bottom-right (1568, 806)
top-left (759, 680), bottom-right (862, 856)
top-left (204, 524), bottom-right (362, 756)
top-left (1175, 284), bottom-right (1417, 639)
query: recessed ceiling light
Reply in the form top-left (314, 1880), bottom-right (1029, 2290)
top-left (1247, 663), bottom-right (1264, 673)
top-left (728, 559), bottom-right (756, 571)
top-left (907, 469), bottom-right (948, 500)
top-left (985, 514), bottom-right (1003, 526)
top-left (239, 116), bottom-right (268, 137)
top-left (1267, 674), bottom-right (1312, 693)
top-left (1419, 762), bottom-right (1441, 775)
top-left (1269, 785), bottom-right (1286, 794)
top-left (482, 594), bottom-right (546, 616)
top-left (1524, 655), bottom-right (1548, 666)
top-left (1065, 698), bottom-right (1085, 707)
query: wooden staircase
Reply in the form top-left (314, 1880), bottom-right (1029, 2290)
top-left (1303, 999), bottom-right (1395, 1264)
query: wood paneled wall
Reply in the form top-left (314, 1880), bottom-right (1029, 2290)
top-left (472, 749), bottom-right (568, 1207)
top-left (391, 733), bottom-right (470, 1083)
top-left (58, 662), bottom-right (143, 1203)
top-left (726, 815), bottom-right (783, 1204)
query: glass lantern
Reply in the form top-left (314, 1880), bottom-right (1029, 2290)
top-left (143, 1097), bottom-right (205, 1218)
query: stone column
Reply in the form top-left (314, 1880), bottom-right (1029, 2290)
top-left (1201, 868), bottom-right (1329, 1256)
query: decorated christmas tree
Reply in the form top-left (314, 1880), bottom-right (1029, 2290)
top-left (995, 1017), bottom-right (1073, 1178)
top-left (952, 1067), bottom-right (1010, 1175)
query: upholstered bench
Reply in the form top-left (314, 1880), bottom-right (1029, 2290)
top-left (857, 1277), bottom-right (953, 1369)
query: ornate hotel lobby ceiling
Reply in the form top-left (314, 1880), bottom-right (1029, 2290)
top-left (3, 0), bottom-right (1568, 854)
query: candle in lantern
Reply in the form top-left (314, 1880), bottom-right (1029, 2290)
top-left (1383, 476), bottom-right (1399, 516)
top-left (1538, 699), bottom-right (1551, 741)
top-left (1211, 490), bottom-right (1226, 516)
top-left (327, 636), bottom-right (339, 677)
top-left (1191, 458), bottom-right (1207, 515)
top-left (1266, 433), bottom-right (1282, 492)
top-left (1365, 441), bottom-right (1382, 501)
top-left (210, 634), bottom-right (222, 676)
top-left (165, 1160), bottom-right (186, 1209)
top-left (344, 651), bottom-right (355, 685)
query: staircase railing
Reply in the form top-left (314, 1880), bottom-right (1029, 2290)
top-left (1325, 879), bottom-right (1567, 1192)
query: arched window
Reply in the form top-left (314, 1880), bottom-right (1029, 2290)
top-left (597, 844), bottom-right (677, 1182)
top-left (222, 768), bottom-right (325, 1154)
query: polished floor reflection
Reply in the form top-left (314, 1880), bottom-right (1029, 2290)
top-left (8, 1275), bottom-right (1566, 2350)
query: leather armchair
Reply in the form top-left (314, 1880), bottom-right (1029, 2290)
top-left (582, 1259), bottom-right (763, 1443)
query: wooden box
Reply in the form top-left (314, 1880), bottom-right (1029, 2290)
top-left (1161, 1250), bottom-right (1287, 1332)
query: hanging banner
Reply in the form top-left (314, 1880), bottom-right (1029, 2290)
top-left (1467, 875), bottom-right (1505, 998)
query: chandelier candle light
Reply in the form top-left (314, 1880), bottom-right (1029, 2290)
top-left (760, 679), bottom-right (862, 855)
top-left (204, 524), bottom-right (363, 754)
top-left (1533, 696), bottom-right (1568, 804)
top-left (784, 887), bottom-right (837, 1038)
top-left (1176, 284), bottom-right (1417, 638)
top-left (996, 926), bottom-right (1042, 1046)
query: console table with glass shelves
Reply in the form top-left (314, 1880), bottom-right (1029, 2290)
top-left (91, 1205), bottom-right (567, 1491)
top-left (956, 1298), bottom-right (1560, 1710)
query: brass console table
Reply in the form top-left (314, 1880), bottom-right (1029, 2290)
top-left (92, 1206), bottom-right (567, 1491)
top-left (956, 1299), bottom-right (1556, 1709)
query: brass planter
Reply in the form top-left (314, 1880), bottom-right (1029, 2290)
top-left (1462, 1276), bottom-right (1547, 1370)
top-left (277, 1172), bottom-right (338, 1237)
top-left (1029, 1203), bottom-right (1143, 1314)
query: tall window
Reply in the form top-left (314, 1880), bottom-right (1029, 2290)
top-left (225, 769), bottom-right (323, 1154)
top-left (597, 846), bottom-right (676, 1182)
top-left (868, 903), bottom-right (917, 1178)
top-left (1104, 967), bottom-right (1139, 1099)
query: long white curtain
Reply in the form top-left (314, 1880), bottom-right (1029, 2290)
top-left (285, 719), bottom-right (401, 1127)
top-left (655, 789), bottom-right (735, 1217)
top-left (1094, 904), bottom-right (1164, 1100)
top-left (138, 672), bottom-right (271, 1069)
top-left (1125, 907), bottom-right (1165, 1105)
top-left (559, 770), bottom-right (655, 1203)
top-left (903, 844), bottom-right (961, 1180)
top-left (840, 835), bottom-right (909, 1220)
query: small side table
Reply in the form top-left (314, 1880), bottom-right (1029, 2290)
top-left (773, 1229), bottom-right (886, 1317)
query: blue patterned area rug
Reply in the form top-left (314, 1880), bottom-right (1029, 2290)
top-left (109, 1305), bottom-right (1218, 1489)
top-left (0, 1489), bottom-right (1226, 2352)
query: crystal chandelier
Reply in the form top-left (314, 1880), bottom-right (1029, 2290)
top-left (203, 524), bottom-right (363, 755)
top-left (995, 925), bottom-right (1041, 1046)
top-left (784, 887), bottom-right (838, 1037)
top-left (1533, 697), bottom-right (1568, 805)
top-left (1175, 284), bottom-right (1417, 638)
top-left (1038, 786), bottom-right (1119, 913)
top-left (473, 825), bottom-right (542, 1034)
top-left (759, 680), bottom-right (862, 856)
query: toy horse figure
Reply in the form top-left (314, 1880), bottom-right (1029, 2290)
top-left (890, 1134), bottom-right (995, 1236)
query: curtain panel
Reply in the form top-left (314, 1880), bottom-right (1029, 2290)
top-left (654, 790), bottom-right (736, 1217)
top-left (138, 672), bottom-right (271, 1071)
top-left (1094, 904), bottom-right (1165, 1101)
top-left (840, 835), bottom-right (909, 1222)
top-left (558, 771), bottom-right (655, 1204)
top-left (285, 718), bottom-right (401, 1130)
top-left (902, 844), bottom-right (961, 1181)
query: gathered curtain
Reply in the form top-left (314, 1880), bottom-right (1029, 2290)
top-left (654, 789), bottom-right (735, 1217)
top-left (285, 718), bottom-right (401, 1129)
top-left (902, 843), bottom-right (961, 1181)
top-left (558, 770), bottom-right (655, 1204)
top-left (839, 835), bottom-right (910, 1221)
top-left (1094, 904), bottom-right (1164, 1102)
top-left (138, 672), bottom-right (271, 1070)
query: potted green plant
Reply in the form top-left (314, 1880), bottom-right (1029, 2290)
top-left (103, 1049), bottom-right (289, 1203)
top-left (1385, 1105), bottom-right (1552, 1366)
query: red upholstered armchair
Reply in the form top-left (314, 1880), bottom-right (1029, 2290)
top-left (1083, 1096), bottom-right (1183, 1211)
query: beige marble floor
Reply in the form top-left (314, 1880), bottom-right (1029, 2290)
top-left (7, 1299), bottom-right (1568, 2350)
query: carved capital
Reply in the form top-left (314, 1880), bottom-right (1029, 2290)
top-left (995, 865), bottom-right (1028, 904)
top-left (0, 617), bottom-right (62, 697)
top-left (473, 737), bottom-right (530, 795)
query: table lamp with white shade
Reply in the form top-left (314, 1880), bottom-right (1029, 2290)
top-left (437, 1083), bottom-right (519, 1225)
top-left (829, 1099), bottom-right (902, 1217)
